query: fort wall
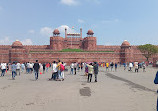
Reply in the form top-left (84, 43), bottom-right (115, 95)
top-left (26, 52), bottom-right (121, 64)
top-left (0, 29), bottom-right (158, 64)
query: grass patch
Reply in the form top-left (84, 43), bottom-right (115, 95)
top-left (60, 49), bottom-right (84, 52)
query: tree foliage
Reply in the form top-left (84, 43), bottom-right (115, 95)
top-left (138, 44), bottom-right (158, 61)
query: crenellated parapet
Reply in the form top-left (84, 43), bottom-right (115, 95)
top-left (97, 45), bottom-right (121, 52)
top-left (0, 45), bottom-right (11, 49)
top-left (23, 45), bottom-right (48, 49)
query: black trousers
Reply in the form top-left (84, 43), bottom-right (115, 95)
top-left (135, 68), bottom-right (138, 72)
top-left (74, 68), bottom-right (76, 74)
top-left (94, 74), bottom-right (98, 82)
top-left (87, 73), bottom-right (92, 82)
top-left (51, 72), bottom-right (57, 80)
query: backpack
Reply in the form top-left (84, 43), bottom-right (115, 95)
top-left (60, 64), bottom-right (65, 71)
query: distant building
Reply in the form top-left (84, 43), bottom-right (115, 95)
top-left (0, 28), bottom-right (157, 64)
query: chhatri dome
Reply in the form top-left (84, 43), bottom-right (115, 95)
top-left (87, 29), bottom-right (94, 35)
top-left (53, 29), bottom-right (60, 35)
top-left (12, 40), bottom-right (23, 48)
top-left (121, 40), bottom-right (130, 46)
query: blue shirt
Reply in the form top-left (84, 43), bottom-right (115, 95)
top-left (11, 64), bottom-right (17, 71)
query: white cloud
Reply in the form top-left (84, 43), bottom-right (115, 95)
top-left (78, 19), bottom-right (85, 23)
top-left (58, 25), bottom-right (76, 34)
top-left (40, 25), bottom-right (76, 37)
top-left (60, 0), bottom-right (79, 6)
top-left (0, 36), bottom-right (13, 45)
top-left (21, 39), bottom-right (33, 45)
top-left (40, 27), bottom-right (53, 36)
top-left (0, 37), bottom-right (33, 45)
top-left (28, 30), bottom-right (35, 34)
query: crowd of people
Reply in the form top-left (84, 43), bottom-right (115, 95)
top-left (0, 60), bottom-right (99, 83)
top-left (0, 60), bottom-right (148, 82)
top-left (99, 62), bottom-right (147, 73)
top-left (69, 62), bottom-right (99, 82)
top-left (0, 61), bottom-right (53, 80)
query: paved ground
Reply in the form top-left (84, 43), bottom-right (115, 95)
top-left (0, 66), bottom-right (158, 111)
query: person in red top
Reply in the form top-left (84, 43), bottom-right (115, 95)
top-left (46, 63), bottom-right (50, 72)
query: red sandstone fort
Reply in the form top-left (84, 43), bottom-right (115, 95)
top-left (0, 28), bottom-right (158, 64)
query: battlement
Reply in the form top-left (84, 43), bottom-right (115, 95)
top-left (23, 45), bottom-right (48, 49)
top-left (50, 36), bottom-right (64, 41)
top-left (83, 37), bottom-right (96, 41)
top-left (0, 45), bottom-right (12, 49)
top-left (65, 37), bottom-right (83, 41)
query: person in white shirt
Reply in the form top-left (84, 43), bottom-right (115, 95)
top-left (1, 63), bottom-right (6, 76)
top-left (50, 61), bottom-right (57, 80)
top-left (74, 62), bottom-right (77, 75)
top-left (129, 62), bottom-right (133, 72)
top-left (16, 62), bottom-right (21, 75)
top-left (70, 63), bottom-right (74, 74)
top-left (26, 62), bottom-right (30, 74)
top-left (143, 63), bottom-right (146, 72)
top-left (21, 63), bottom-right (25, 72)
top-left (134, 62), bottom-right (139, 73)
top-left (39, 63), bottom-right (43, 73)
top-left (29, 63), bottom-right (33, 74)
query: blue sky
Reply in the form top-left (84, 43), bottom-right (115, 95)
top-left (0, 0), bottom-right (158, 45)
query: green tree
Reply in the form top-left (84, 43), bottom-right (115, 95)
top-left (138, 44), bottom-right (158, 62)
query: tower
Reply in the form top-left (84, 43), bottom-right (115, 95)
top-left (83, 29), bottom-right (97, 51)
top-left (120, 40), bottom-right (133, 63)
top-left (50, 29), bottom-right (64, 51)
top-left (9, 40), bottom-right (27, 63)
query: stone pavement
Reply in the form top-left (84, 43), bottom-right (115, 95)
top-left (0, 66), bottom-right (157, 111)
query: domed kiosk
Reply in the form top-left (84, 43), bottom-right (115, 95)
top-left (121, 40), bottom-right (130, 47)
top-left (53, 29), bottom-right (60, 36)
top-left (87, 29), bottom-right (94, 37)
top-left (12, 40), bottom-right (23, 48)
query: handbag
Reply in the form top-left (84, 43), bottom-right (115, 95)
top-left (154, 71), bottom-right (158, 84)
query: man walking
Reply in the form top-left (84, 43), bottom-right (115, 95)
top-left (87, 63), bottom-right (93, 83)
top-left (1, 63), bottom-right (6, 77)
top-left (16, 62), bottom-right (21, 75)
top-left (106, 62), bottom-right (109, 71)
top-left (74, 62), bottom-right (77, 75)
top-left (115, 63), bottom-right (118, 71)
top-left (129, 62), bottom-right (133, 72)
top-left (93, 62), bottom-right (98, 82)
top-left (33, 60), bottom-right (40, 80)
top-left (11, 62), bottom-right (17, 80)
top-left (70, 63), bottom-right (74, 75)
